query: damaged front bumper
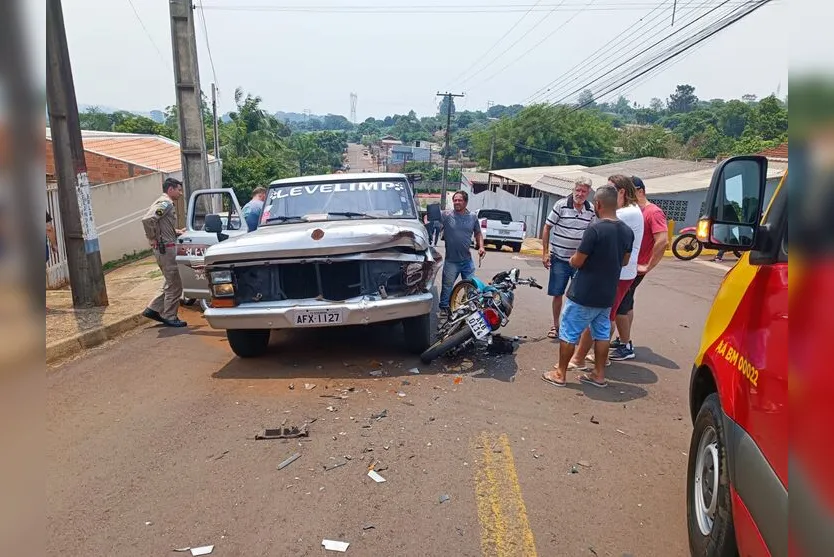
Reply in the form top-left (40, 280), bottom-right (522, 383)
top-left (203, 292), bottom-right (434, 330)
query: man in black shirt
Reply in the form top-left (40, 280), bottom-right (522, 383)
top-left (542, 185), bottom-right (634, 389)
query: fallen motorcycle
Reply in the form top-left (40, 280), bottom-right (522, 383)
top-left (420, 268), bottom-right (542, 364)
top-left (672, 226), bottom-right (741, 261)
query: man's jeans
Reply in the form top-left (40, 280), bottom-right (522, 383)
top-left (439, 258), bottom-right (476, 309)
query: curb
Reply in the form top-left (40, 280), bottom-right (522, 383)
top-left (46, 313), bottom-right (148, 365)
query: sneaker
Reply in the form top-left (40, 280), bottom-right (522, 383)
top-left (161, 317), bottom-right (188, 328)
top-left (142, 308), bottom-right (165, 323)
top-left (609, 337), bottom-right (625, 349)
top-left (609, 342), bottom-right (636, 361)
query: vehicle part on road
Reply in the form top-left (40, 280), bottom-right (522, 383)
top-left (277, 452), bottom-right (302, 470)
top-left (304, 383), bottom-right (316, 391)
top-left (590, 416), bottom-right (600, 424)
top-left (226, 328), bottom-right (270, 358)
top-left (687, 393), bottom-right (736, 556)
top-left (324, 460), bottom-right (348, 472)
top-left (672, 230), bottom-right (703, 260)
top-left (371, 409), bottom-right (388, 420)
top-left (439, 494), bottom-right (451, 504)
top-left (322, 539), bottom-right (350, 552)
top-left (407, 367), bottom-right (420, 374)
top-left (369, 369), bottom-right (383, 377)
top-left (190, 546), bottom-right (214, 556)
top-left (255, 425), bottom-right (309, 440)
top-left (367, 470), bottom-right (386, 483)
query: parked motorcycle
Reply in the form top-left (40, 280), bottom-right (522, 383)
top-left (420, 268), bottom-right (542, 364)
top-left (672, 226), bottom-right (741, 261)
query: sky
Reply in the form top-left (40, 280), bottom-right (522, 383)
top-left (34, 1), bottom-right (798, 121)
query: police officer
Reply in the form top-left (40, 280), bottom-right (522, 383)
top-left (141, 177), bottom-right (188, 327)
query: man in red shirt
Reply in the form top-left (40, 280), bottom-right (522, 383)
top-left (609, 176), bottom-right (669, 361)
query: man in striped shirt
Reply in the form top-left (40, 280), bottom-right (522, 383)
top-left (541, 178), bottom-right (596, 338)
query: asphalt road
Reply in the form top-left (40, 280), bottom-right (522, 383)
top-left (47, 249), bottom-right (728, 557)
top-left (346, 143), bottom-right (377, 173)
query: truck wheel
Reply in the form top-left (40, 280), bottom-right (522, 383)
top-left (511, 242), bottom-right (522, 253)
top-left (403, 313), bottom-right (432, 354)
top-left (687, 393), bottom-right (737, 557)
top-left (227, 329), bottom-right (271, 358)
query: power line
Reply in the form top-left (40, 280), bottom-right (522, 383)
top-left (456, 0), bottom-right (569, 90)
top-left (200, 2), bottom-right (772, 13)
top-left (513, 143), bottom-right (616, 161)
top-left (445, 0), bottom-right (545, 90)
top-left (196, 1), bottom-right (221, 96)
top-left (465, 0), bottom-right (598, 91)
top-left (126, 0), bottom-right (171, 71)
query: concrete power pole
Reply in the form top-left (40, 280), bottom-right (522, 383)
top-left (169, 0), bottom-right (210, 198)
top-left (436, 91), bottom-right (464, 210)
top-left (211, 83), bottom-right (220, 158)
top-left (46, 0), bottom-right (108, 308)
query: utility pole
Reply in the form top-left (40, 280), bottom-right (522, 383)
top-left (169, 0), bottom-right (210, 197)
top-left (489, 134), bottom-right (496, 170)
top-left (46, 0), bottom-right (108, 308)
top-left (436, 91), bottom-right (464, 210)
top-left (211, 83), bottom-right (220, 158)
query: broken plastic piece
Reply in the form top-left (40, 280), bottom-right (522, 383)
top-left (324, 460), bottom-right (348, 472)
top-left (408, 367), bottom-right (420, 374)
top-left (371, 409), bottom-right (388, 420)
top-left (255, 425), bottom-right (309, 440)
top-left (590, 416), bottom-right (600, 425)
top-left (190, 546), bottom-right (214, 556)
top-left (369, 370), bottom-right (383, 377)
top-left (439, 494), bottom-right (451, 504)
top-left (453, 377), bottom-right (463, 385)
top-left (322, 539), bottom-right (350, 552)
top-left (278, 452), bottom-right (301, 470)
top-left (367, 470), bottom-right (386, 483)
top-left (305, 383), bottom-right (316, 391)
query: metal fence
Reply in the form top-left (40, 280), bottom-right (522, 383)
top-left (46, 183), bottom-right (70, 289)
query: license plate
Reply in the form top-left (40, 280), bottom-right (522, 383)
top-left (465, 311), bottom-right (491, 339)
top-left (293, 309), bottom-right (344, 326)
top-left (498, 229), bottom-right (510, 235)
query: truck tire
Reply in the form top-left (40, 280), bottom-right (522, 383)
top-left (227, 329), bottom-right (271, 358)
top-left (686, 393), bottom-right (737, 557)
top-left (511, 242), bottom-right (522, 253)
top-left (402, 313), bottom-right (432, 354)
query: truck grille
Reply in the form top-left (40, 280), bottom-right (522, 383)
top-left (233, 260), bottom-right (422, 304)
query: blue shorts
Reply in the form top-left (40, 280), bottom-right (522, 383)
top-left (559, 298), bottom-right (612, 344)
top-left (547, 256), bottom-right (576, 296)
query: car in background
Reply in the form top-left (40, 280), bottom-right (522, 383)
top-left (474, 209), bottom-right (526, 252)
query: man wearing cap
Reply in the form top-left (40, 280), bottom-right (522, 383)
top-left (141, 177), bottom-right (188, 327)
top-left (609, 176), bottom-right (668, 360)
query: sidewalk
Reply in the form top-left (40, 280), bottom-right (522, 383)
top-left (46, 257), bottom-right (163, 364)
top-left (520, 237), bottom-right (718, 257)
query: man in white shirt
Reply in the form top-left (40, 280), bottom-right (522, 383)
top-left (567, 175), bottom-right (644, 370)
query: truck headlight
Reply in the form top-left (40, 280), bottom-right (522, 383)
top-left (209, 270), bottom-right (233, 284)
top-left (211, 283), bottom-right (235, 297)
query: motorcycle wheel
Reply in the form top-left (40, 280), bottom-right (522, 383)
top-left (672, 233), bottom-right (703, 261)
top-left (450, 279), bottom-right (478, 312)
top-left (420, 326), bottom-right (473, 364)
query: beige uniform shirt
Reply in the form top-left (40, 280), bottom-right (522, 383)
top-left (142, 194), bottom-right (178, 245)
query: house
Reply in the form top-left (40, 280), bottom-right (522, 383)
top-left (390, 145), bottom-right (430, 164)
top-left (45, 130), bottom-right (222, 288)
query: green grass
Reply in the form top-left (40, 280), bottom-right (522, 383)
top-left (103, 249), bottom-right (153, 273)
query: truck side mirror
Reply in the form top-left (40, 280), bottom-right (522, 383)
top-left (697, 156), bottom-right (767, 252)
top-left (204, 213), bottom-right (229, 242)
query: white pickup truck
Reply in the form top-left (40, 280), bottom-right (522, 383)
top-left (475, 209), bottom-right (526, 252)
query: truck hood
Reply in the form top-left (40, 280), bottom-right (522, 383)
top-left (205, 219), bottom-right (430, 264)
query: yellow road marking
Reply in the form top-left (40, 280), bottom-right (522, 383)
top-left (474, 432), bottom-right (537, 556)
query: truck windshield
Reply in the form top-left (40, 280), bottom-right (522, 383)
top-left (262, 179), bottom-right (418, 225)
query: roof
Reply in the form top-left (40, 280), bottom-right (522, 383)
top-left (45, 129), bottom-right (216, 173)
top-left (269, 172), bottom-right (408, 186)
top-left (590, 157), bottom-right (715, 179)
top-left (391, 145), bottom-right (428, 153)
top-left (462, 171), bottom-right (490, 185)
top-left (757, 142), bottom-right (788, 161)
top-left (489, 165), bottom-right (587, 186)
top-left (530, 169), bottom-right (610, 197)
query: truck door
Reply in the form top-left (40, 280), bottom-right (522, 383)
top-left (176, 188), bottom-right (248, 299)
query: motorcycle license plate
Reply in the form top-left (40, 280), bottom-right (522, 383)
top-left (465, 312), bottom-right (491, 339)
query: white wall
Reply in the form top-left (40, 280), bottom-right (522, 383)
top-left (465, 188), bottom-right (539, 237)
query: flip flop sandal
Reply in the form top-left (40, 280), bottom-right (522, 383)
top-left (541, 372), bottom-right (566, 388)
top-left (579, 373), bottom-right (609, 389)
top-left (547, 326), bottom-right (558, 339)
top-left (567, 361), bottom-right (588, 371)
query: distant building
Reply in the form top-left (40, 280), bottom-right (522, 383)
top-left (390, 145), bottom-right (430, 164)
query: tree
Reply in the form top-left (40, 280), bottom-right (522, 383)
top-left (78, 106), bottom-right (114, 131)
top-left (741, 93), bottom-right (758, 104)
top-left (730, 131), bottom-right (782, 156)
top-left (717, 99), bottom-right (750, 139)
top-left (649, 97), bottom-right (665, 112)
top-left (667, 84), bottom-right (698, 113)
top-left (689, 126), bottom-right (733, 159)
top-left (322, 114), bottom-right (354, 131)
top-left (577, 89), bottom-right (596, 108)
top-left (113, 114), bottom-right (176, 139)
top-left (634, 108), bottom-right (660, 125)
top-left (617, 125), bottom-right (671, 158)
top-left (438, 95), bottom-right (456, 117)
top-left (673, 110), bottom-right (718, 143)
top-left (470, 104), bottom-right (616, 169)
top-left (220, 88), bottom-right (289, 158)
top-left (289, 133), bottom-right (330, 175)
top-left (745, 94), bottom-right (788, 141)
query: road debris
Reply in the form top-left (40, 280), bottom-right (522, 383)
top-left (408, 367), bottom-right (420, 374)
top-left (371, 409), bottom-right (388, 420)
top-left (367, 470), bottom-right (386, 483)
top-left (288, 383), bottom-right (295, 390)
top-left (453, 377), bottom-right (463, 385)
top-left (174, 546), bottom-right (213, 556)
top-left (277, 452), bottom-right (302, 470)
top-left (362, 524), bottom-right (376, 531)
top-left (570, 466), bottom-right (579, 474)
top-left (304, 383), bottom-right (317, 391)
top-left (369, 370), bottom-right (383, 377)
top-left (322, 539), bottom-right (350, 552)
top-left (321, 394), bottom-right (349, 399)
top-left (255, 425), bottom-right (309, 440)
top-left (439, 494), bottom-right (451, 504)
top-left (616, 429), bottom-right (630, 436)
top-left (208, 450), bottom-right (229, 461)
top-left (590, 416), bottom-right (600, 425)
top-left (397, 392), bottom-right (407, 397)
top-left (326, 406), bottom-right (337, 412)
top-left (577, 460), bottom-right (592, 468)
top-left (324, 460), bottom-right (348, 472)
